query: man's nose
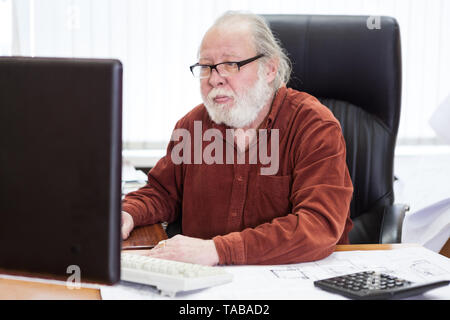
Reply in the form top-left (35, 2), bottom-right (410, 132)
top-left (208, 68), bottom-right (226, 87)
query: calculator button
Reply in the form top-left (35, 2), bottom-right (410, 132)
top-left (314, 271), bottom-right (450, 299)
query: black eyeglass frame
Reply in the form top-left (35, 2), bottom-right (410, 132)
top-left (189, 54), bottom-right (265, 78)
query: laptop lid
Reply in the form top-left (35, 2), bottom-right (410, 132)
top-left (0, 57), bottom-right (122, 285)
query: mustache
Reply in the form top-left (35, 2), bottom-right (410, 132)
top-left (207, 88), bottom-right (235, 101)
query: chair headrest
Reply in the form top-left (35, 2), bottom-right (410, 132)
top-left (263, 14), bottom-right (402, 133)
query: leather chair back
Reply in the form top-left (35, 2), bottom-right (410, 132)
top-left (264, 15), bottom-right (402, 243)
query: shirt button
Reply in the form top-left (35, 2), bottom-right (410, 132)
top-left (236, 176), bottom-right (244, 182)
top-left (231, 211), bottom-right (238, 217)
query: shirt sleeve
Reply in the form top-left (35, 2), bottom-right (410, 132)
top-left (213, 120), bottom-right (353, 265)
top-left (121, 126), bottom-right (184, 227)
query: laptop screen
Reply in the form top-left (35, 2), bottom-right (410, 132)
top-left (0, 57), bottom-right (122, 285)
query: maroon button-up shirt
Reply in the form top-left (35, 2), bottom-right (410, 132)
top-left (122, 87), bottom-right (353, 265)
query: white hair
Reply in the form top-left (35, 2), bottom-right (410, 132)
top-left (207, 11), bottom-right (292, 89)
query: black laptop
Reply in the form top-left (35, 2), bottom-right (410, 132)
top-left (0, 57), bottom-right (122, 285)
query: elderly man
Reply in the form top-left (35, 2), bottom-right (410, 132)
top-left (121, 11), bottom-right (353, 266)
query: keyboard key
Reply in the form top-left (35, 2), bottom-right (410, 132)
top-left (120, 253), bottom-right (233, 297)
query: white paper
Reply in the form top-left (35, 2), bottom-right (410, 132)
top-left (122, 159), bottom-right (148, 182)
top-left (100, 247), bottom-right (450, 300)
top-left (402, 198), bottom-right (450, 252)
top-left (121, 159), bottom-right (148, 197)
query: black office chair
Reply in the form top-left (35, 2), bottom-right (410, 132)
top-left (263, 14), bottom-right (409, 244)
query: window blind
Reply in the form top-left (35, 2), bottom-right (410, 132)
top-left (9, 0), bottom-right (450, 148)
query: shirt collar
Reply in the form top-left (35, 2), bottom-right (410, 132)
top-left (260, 86), bottom-right (287, 130)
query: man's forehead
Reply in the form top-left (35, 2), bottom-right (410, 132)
top-left (199, 26), bottom-right (255, 61)
top-left (198, 51), bottom-right (243, 62)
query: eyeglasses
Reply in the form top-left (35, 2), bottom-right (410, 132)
top-left (189, 54), bottom-right (265, 79)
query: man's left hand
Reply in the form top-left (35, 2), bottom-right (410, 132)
top-left (146, 234), bottom-right (220, 266)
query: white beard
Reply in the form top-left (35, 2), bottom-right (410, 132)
top-left (202, 68), bottom-right (274, 128)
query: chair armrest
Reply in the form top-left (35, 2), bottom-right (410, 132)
top-left (380, 203), bottom-right (410, 243)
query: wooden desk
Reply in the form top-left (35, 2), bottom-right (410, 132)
top-left (0, 278), bottom-right (101, 300)
top-left (0, 224), bottom-right (442, 300)
top-left (0, 224), bottom-right (167, 300)
top-left (122, 223), bottom-right (168, 250)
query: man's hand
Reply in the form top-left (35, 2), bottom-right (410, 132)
top-left (146, 234), bottom-right (220, 266)
top-left (121, 211), bottom-right (134, 240)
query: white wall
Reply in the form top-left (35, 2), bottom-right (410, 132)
top-left (0, 0), bottom-right (12, 55)
top-left (7, 0), bottom-right (450, 148)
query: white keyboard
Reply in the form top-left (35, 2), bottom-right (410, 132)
top-left (120, 252), bottom-right (233, 297)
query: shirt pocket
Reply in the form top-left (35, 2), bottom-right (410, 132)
top-left (244, 174), bottom-right (292, 228)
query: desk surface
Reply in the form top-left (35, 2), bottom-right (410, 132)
top-left (0, 224), bottom-right (167, 300)
top-left (0, 224), bottom-right (438, 300)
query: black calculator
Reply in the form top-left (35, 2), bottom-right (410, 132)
top-left (314, 271), bottom-right (450, 299)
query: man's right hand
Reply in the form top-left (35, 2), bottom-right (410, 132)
top-left (121, 211), bottom-right (134, 240)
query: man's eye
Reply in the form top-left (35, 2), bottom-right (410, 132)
top-left (199, 66), bottom-right (210, 75)
top-left (222, 62), bottom-right (238, 71)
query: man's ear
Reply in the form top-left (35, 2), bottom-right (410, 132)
top-left (264, 57), bottom-right (279, 84)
